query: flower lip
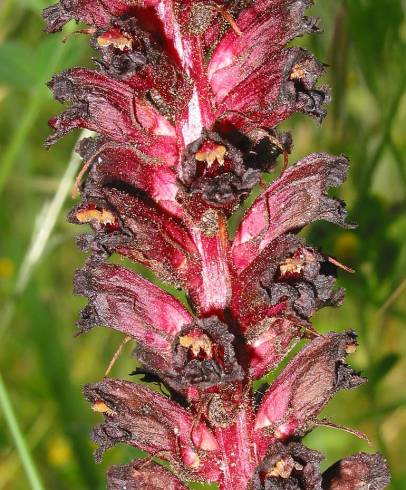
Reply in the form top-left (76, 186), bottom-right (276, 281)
top-left (179, 130), bottom-right (244, 184)
top-left (263, 244), bottom-right (345, 322)
top-left (172, 316), bottom-right (244, 389)
top-left (178, 129), bottom-right (276, 208)
top-left (251, 441), bottom-right (324, 490)
top-left (322, 452), bottom-right (390, 490)
top-left (91, 19), bottom-right (151, 77)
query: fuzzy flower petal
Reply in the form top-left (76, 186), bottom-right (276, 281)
top-left (107, 460), bottom-right (188, 490)
top-left (250, 441), bottom-right (324, 490)
top-left (74, 263), bottom-right (192, 364)
top-left (232, 153), bottom-right (352, 272)
top-left (84, 378), bottom-right (220, 480)
top-left (322, 452), bottom-right (390, 490)
top-left (255, 332), bottom-right (365, 437)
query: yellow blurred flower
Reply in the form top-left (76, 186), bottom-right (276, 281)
top-left (333, 232), bottom-right (360, 264)
top-left (0, 257), bottom-right (15, 279)
top-left (47, 436), bottom-right (72, 466)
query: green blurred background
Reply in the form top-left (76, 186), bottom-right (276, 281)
top-left (0, 0), bottom-right (405, 489)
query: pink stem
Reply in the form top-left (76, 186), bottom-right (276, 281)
top-left (190, 215), bottom-right (232, 317)
top-left (216, 407), bottom-right (258, 490)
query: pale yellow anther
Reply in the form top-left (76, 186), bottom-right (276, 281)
top-left (290, 63), bottom-right (306, 81)
top-left (279, 256), bottom-right (304, 275)
top-left (91, 401), bottom-right (116, 416)
top-left (97, 33), bottom-right (133, 51)
top-left (179, 334), bottom-right (213, 357)
top-left (195, 145), bottom-right (226, 167)
top-left (267, 457), bottom-right (295, 479)
top-left (76, 208), bottom-right (115, 225)
top-left (345, 342), bottom-right (358, 354)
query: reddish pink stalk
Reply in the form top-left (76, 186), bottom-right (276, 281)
top-left (44, 1), bottom-right (390, 489)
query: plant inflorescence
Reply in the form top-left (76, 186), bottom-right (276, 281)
top-left (43, 1), bottom-right (390, 488)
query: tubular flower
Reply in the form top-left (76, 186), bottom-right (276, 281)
top-left (44, 1), bottom-right (390, 489)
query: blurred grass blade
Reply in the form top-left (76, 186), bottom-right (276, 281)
top-left (22, 280), bottom-right (102, 489)
top-left (0, 412), bottom-right (51, 489)
top-left (0, 371), bottom-right (45, 490)
top-left (0, 23), bottom-right (77, 197)
top-left (376, 276), bottom-right (406, 318)
top-left (328, 1), bottom-right (350, 129)
top-left (366, 353), bottom-right (401, 387)
top-left (0, 129), bottom-right (92, 339)
top-left (358, 79), bottom-right (405, 196)
top-left (15, 129), bottom-right (92, 295)
top-left (389, 138), bottom-right (406, 189)
top-left (346, 0), bottom-right (404, 95)
top-left (0, 42), bottom-right (37, 89)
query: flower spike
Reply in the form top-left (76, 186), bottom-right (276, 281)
top-left (44, 0), bottom-right (390, 488)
